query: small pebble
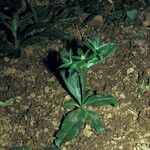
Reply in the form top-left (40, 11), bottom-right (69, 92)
top-left (4, 57), bottom-right (9, 62)
top-left (44, 86), bottom-right (50, 93)
top-left (127, 68), bottom-right (134, 74)
top-left (30, 93), bottom-right (36, 98)
top-left (83, 125), bottom-right (93, 137)
top-left (64, 95), bottom-right (72, 101)
top-left (5, 68), bottom-right (16, 75)
top-left (44, 128), bottom-right (49, 133)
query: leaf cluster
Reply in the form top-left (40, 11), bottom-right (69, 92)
top-left (59, 37), bottom-right (117, 72)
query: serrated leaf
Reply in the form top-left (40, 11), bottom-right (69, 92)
top-left (55, 109), bottom-right (86, 147)
top-left (86, 110), bottom-right (105, 131)
top-left (83, 93), bottom-right (118, 107)
top-left (84, 37), bottom-right (102, 52)
top-left (63, 100), bottom-right (79, 108)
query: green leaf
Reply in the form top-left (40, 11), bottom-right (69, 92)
top-left (63, 100), bottom-right (79, 108)
top-left (11, 146), bottom-right (31, 150)
top-left (126, 9), bottom-right (138, 21)
top-left (86, 110), bottom-right (105, 131)
top-left (86, 56), bottom-right (98, 68)
top-left (84, 37), bottom-right (102, 52)
top-left (83, 93), bottom-right (118, 107)
top-left (96, 43), bottom-right (117, 61)
top-left (59, 50), bottom-right (73, 69)
top-left (55, 109), bottom-right (86, 147)
top-left (60, 70), bottom-right (81, 104)
top-left (84, 38), bottom-right (117, 67)
top-left (0, 98), bottom-right (15, 107)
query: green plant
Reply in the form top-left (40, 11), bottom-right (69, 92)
top-left (0, 0), bottom-right (77, 57)
top-left (54, 37), bottom-right (118, 147)
top-left (0, 98), bottom-right (15, 106)
top-left (136, 75), bottom-right (150, 93)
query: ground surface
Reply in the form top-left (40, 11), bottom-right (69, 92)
top-left (0, 2), bottom-right (150, 150)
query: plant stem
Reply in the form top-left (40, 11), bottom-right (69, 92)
top-left (79, 69), bottom-right (87, 105)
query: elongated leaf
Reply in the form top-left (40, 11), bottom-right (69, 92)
top-left (55, 109), bottom-right (86, 147)
top-left (21, 36), bottom-right (47, 47)
top-left (60, 70), bottom-right (81, 104)
top-left (11, 146), bottom-right (31, 150)
top-left (63, 100), bottom-right (79, 108)
top-left (96, 43), bottom-right (117, 61)
top-left (19, 5), bottom-right (50, 25)
top-left (0, 98), bottom-right (15, 107)
top-left (126, 9), bottom-right (138, 20)
top-left (86, 110), bottom-right (105, 131)
top-left (20, 22), bottom-right (51, 40)
top-left (84, 38), bottom-right (117, 68)
top-left (83, 93), bottom-right (118, 107)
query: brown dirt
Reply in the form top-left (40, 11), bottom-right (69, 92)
top-left (0, 6), bottom-right (150, 150)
